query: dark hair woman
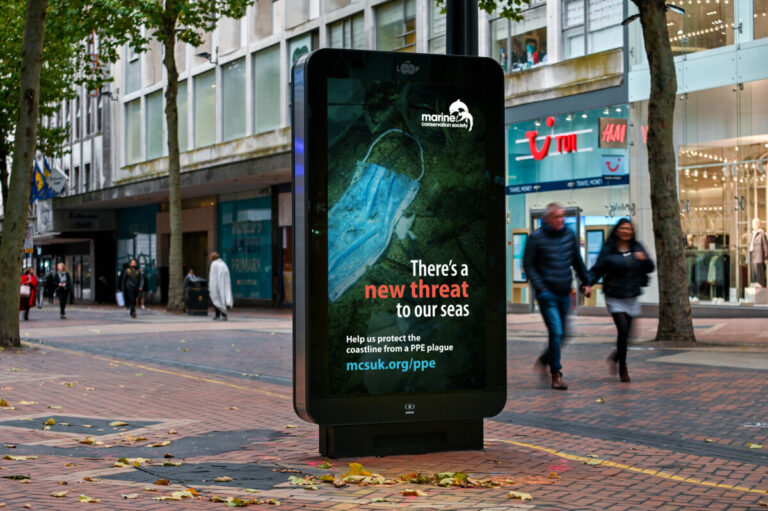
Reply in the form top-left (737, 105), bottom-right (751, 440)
top-left (588, 218), bottom-right (655, 382)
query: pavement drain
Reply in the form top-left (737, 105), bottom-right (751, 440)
top-left (101, 462), bottom-right (293, 490)
top-left (0, 416), bottom-right (159, 436)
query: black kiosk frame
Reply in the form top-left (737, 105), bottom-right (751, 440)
top-left (292, 49), bottom-right (506, 458)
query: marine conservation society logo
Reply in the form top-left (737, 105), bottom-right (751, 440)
top-left (421, 99), bottom-right (473, 132)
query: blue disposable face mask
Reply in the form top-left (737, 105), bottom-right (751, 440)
top-left (328, 129), bottom-right (425, 302)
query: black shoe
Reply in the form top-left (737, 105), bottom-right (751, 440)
top-left (60, 314), bottom-right (66, 320)
top-left (221, 314), bottom-right (228, 321)
top-left (619, 365), bottom-right (631, 383)
top-left (130, 311), bottom-right (136, 318)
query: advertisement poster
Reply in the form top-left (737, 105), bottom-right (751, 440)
top-left (326, 76), bottom-right (488, 397)
top-left (512, 233), bottom-right (527, 282)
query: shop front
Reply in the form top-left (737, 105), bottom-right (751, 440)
top-left (506, 104), bottom-right (632, 308)
top-left (631, 77), bottom-right (768, 306)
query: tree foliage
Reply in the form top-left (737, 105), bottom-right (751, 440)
top-left (0, 0), bottom-right (139, 215)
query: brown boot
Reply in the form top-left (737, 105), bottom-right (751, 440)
top-left (619, 365), bottom-right (630, 383)
top-left (551, 372), bottom-right (568, 390)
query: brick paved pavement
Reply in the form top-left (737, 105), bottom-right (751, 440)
top-left (0, 305), bottom-right (766, 510)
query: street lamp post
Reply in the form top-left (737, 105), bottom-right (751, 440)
top-left (446, 0), bottom-right (478, 56)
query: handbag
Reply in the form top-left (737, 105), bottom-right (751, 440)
top-left (115, 291), bottom-right (125, 307)
top-left (20, 284), bottom-right (31, 298)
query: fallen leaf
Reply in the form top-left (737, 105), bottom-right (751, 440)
top-left (63, 382), bottom-right (77, 387)
top-left (83, 476), bottom-right (100, 482)
top-left (23, 505), bottom-right (31, 510)
top-left (215, 476), bottom-right (234, 482)
top-left (133, 436), bottom-right (147, 441)
top-left (44, 418), bottom-right (55, 426)
top-left (82, 425), bottom-right (93, 428)
top-left (509, 491), bottom-right (533, 501)
top-left (109, 421), bottom-right (128, 427)
top-left (318, 460), bottom-right (332, 469)
top-left (143, 487), bottom-right (158, 492)
top-left (154, 479), bottom-right (170, 485)
top-left (584, 460), bottom-right (602, 466)
top-left (2, 475), bottom-right (31, 480)
top-left (371, 498), bottom-right (390, 503)
top-left (347, 462), bottom-right (372, 477)
top-left (4, 455), bottom-right (37, 461)
top-left (65, 463), bottom-right (76, 467)
top-left (50, 491), bottom-right (68, 498)
top-left (58, 481), bottom-right (67, 485)
top-left (79, 437), bottom-right (95, 445)
top-left (167, 429), bottom-right (178, 435)
top-left (758, 501), bottom-right (768, 507)
top-left (265, 498), bottom-right (280, 505)
top-left (401, 489), bottom-right (427, 497)
top-left (151, 441), bottom-right (171, 447)
top-left (547, 472), bottom-right (560, 479)
top-left (748, 443), bottom-right (763, 449)
top-left (596, 397), bottom-right (606, 404)
top-left (164, 453), bottom-right (174, 458)
top-left (0, 399), bottom-right (7, 406)
top-left (18, 401), bottom-right (37, 405)
top-left (245, 489), bottom-right (260, 493)
top-left (228, 406), bottom-right (238, 410)
top-left (85, 387), bottom-right (95, 391)
top-left (121, 494), bottom-right (139, 499)
top-left (705, 439), bottom-right (713, 443)
top-left (163, 461), bottom-right (182, 466)
top-left (134, 373), bottom-right (143, 377)
top-left (284, 424), bottom-right (298, 429)
top-left (78, 495), bottom-right (100, 503)
top-left (48, 406), bottom-right (62, 409)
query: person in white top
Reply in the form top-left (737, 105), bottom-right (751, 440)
top-left (208, 252), bottom-right (233, 321)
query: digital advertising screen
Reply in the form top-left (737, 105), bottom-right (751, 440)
top-left (293, 49), bottom-right (506, 426)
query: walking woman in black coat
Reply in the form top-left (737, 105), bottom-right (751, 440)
top-left (589, 218), bottom-right (655, 383)
top-left (52, 262), bottom-right (72, 319)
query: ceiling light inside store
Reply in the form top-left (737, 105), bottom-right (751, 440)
top-left (582, 113), bottom-right (588, 118)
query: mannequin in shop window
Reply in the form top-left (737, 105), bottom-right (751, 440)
top-left (749, 218), bottom-right (768, 287)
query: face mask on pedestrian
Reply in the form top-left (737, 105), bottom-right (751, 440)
top-left (327, 129), bottom-right (424, 302)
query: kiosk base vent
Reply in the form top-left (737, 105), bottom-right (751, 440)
top-left (319, 419), bottom-right (483, 458)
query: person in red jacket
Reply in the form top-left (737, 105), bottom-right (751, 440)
top-left (20, 267), bottom-right (38, 321)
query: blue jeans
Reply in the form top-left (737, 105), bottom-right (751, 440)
top-left (537, 290), bottom-right (571, 375)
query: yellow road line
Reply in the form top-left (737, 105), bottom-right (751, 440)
top-left (23, 342), bottom-right (290, 400)
top-left (488, 438), bottom-right (768, 496)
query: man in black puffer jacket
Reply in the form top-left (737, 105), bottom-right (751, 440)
top-left (523, 203), bottom-right (591, 390)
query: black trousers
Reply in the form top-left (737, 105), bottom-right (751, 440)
top-left (124, 287), bottom-right (138, 315)
top-left (22, 300), bottom-right (31, 320)
top-left (56, 289), bottom-right (68, 316)
top-left (610, 312), bottom-right (633, 367)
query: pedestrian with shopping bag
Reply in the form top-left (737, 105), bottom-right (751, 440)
top-left (120, 259), bottom-right (142, 318)
top-left (19, 267), bottom-right (38, 321)
top-left (588, 218), bottom-right (655, 383)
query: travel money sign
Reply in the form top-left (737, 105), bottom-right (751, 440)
top-left (292, 49), bottom-right (507, 457)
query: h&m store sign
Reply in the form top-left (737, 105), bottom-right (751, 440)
top-left (599, 117), bottom-right (649, 149)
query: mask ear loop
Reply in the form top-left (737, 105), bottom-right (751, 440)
top-left (362, 128), bottom-right (425, 183)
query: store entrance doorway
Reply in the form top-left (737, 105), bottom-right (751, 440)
top-left (528, 206), bottom-right (582, 313)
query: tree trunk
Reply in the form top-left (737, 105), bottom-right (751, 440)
top-left (634, 0), bottom-right (695, 342)
top-left (0, 150), bottom-right (8, 221)
top-left (162, 20), bottom-right (184, 312)
top-left (0, 0), bottom-right (47, 348)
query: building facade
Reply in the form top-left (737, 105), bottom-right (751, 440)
top-left (31, 0), bottom-right (768, 311)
